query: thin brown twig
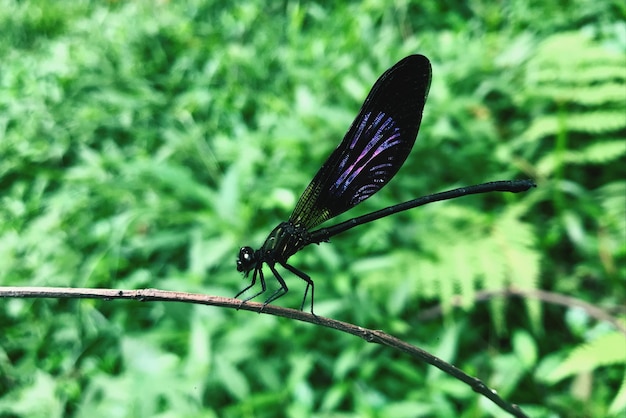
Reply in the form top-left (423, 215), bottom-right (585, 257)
top-left (0, 286), bottom-right (529, 417)
top-left (417, 287), bottom-right (626, 336)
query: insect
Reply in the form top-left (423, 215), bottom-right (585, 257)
top-left (235, 55), bottom-right (534, 314)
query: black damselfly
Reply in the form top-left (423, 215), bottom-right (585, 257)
top-left (235, 55), bottom-right (535, 313)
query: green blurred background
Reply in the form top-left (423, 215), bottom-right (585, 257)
top-left (1, 1), bottom-right (624, 417)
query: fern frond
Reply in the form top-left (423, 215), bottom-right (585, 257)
top-left (578, 65), bottom-right (626, 84)
top-left (567, 111), bottom-right (626, 134)
top-left (544, 331), bottom-right (626, 382)
top-left (598, 181), bottom-right (626, 226)
top-left (494, 212), bottom-right (542, 332)
top-left (523, 115), bottom-right (560, 143)
top-left (536, 140), bottom-right (626, 175)
top-left (576, 140), bottom-right (626, 164)
top-left (413, 205), bottom-right (539, 331)
top-left (525, 111), bottom-right (626, 144)
top-left (519, 30), bottom-right (626, 185)
top-left (529, 32), bottom-right (626, 85)
top-left (535, 83), bottom-right (626, 106)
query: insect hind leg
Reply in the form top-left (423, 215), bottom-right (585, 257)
top-left (262, 263), bottom-right (289, 307)
top-left (281, 262), bottom-right (316, 315)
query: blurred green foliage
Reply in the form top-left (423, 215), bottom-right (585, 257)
top-left (1, 0), bottom-right (625, 417)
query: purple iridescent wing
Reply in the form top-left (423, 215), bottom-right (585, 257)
top-left (289, 55), bottom-right (432, 230)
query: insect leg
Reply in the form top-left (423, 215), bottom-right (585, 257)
top-left (262, 263), bottom-right (289, 307)
top-left (235, 267), bottom-right (267, 305)
top-left (281, 262), bottom-right (316, 315)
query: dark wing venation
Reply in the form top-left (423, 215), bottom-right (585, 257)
top-left (328, 111), bottom-right (401, 205)
top-left (289, 54), bottom-right (432, 229)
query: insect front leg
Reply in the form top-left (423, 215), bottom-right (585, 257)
top-left (235, 267), bottom-right (267, 307)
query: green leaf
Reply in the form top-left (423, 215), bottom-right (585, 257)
top-left (545, 332), bottom-right (626, 382)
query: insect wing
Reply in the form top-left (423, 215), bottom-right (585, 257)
top-left (290, 54), bottom-right (432, 229)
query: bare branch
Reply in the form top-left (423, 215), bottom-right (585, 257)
top-left (417, 287), bottom-right (626, 336)
top-left (1, 286), bottom-right (528, 418)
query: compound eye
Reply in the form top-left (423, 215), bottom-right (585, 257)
top-left (236, 246), bottom-right (255, 272)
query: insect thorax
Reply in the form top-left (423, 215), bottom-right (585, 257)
top-left (260, 221), bottom-right (312, 263)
